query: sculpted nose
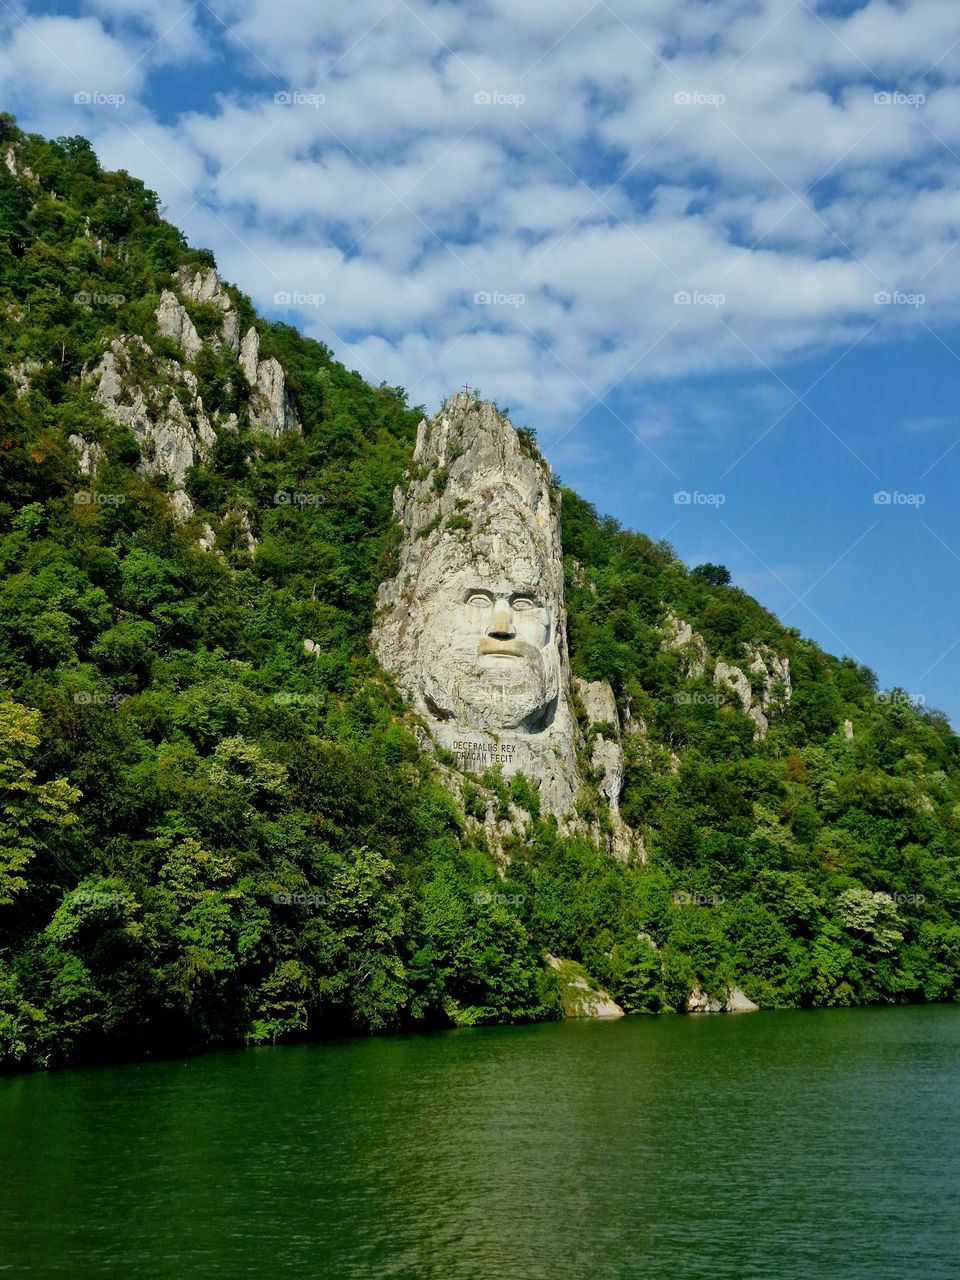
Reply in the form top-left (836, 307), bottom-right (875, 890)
top-left (489, 600), bottom-right (515, 639)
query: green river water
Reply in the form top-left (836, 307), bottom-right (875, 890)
top-left (1, 1006), bottom-right (959, 1278)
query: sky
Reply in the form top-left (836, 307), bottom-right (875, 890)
top-left (3, 0), bottom-right (959, 720)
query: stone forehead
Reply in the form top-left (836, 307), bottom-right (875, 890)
top-left (417, 529), bottom-right (555, 590)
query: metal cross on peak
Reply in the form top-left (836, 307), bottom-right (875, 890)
top-left (461, 382), bottom-right (473, 396)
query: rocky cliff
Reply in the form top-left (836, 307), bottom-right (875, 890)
top-left (67, 264), bottom-right (301, 552)
top-left (373, 393), bottom-right (640, 858)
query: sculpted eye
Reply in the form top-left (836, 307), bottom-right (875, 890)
top-left (467, 594), bottom-right (491, 607)
top-left (512, 597), bottom-right (536, 611)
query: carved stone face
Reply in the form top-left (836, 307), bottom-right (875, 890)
top-left (375, 396), bottom-right (567, 738)
top-left (414, 555), bottom-right (562, 732)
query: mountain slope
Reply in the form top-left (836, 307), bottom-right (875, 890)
top-left (1, 117), bottom-right (959, 1071)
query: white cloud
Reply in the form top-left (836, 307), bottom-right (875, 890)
top-left (5, 0), bottom-right (960, 431)
top-left (0, 13), bottom-right (142, 101)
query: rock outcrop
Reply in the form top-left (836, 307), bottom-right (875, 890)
top-left (9, 359), bottom-right (42, 397)
top-left (84, 335), bottom-right (214, 489)
top-left (575, 677), bottom-right (636, 861)
top-left (175, 266), bottom-right (240, 353)
top-left (4, 144), bottom-right (36, 182)
top-left (714, 643), bottom-right (791, 738)
top-left (239, 326), bottom-right (300, 436)
top-left (687, 986), bottom-right (759, 1013)
top-left (662, 610), bottom-right (709, 678)
top-left (155, 290), bottom-right (202, 361)
top-left (546, 955), bottom-right (625, 1018)
top-left (67, 434), bottom-right (104, 477)
top-left (72, 266), bottom-right (302, 557)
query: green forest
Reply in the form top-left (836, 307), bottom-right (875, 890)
top-left (2, 115), bottom-right (959, 1071)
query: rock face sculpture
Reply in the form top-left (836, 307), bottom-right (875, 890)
top-left (373, 393), bottom-right (583, 825)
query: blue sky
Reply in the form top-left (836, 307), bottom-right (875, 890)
top-left (3, 0), bottom-right (959, 718)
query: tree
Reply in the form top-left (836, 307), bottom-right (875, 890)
top-left (0, 696), bottom-right (79, 904)
top-left (692, 563), bottom-right (731, 586)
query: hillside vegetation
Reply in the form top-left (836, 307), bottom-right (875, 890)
top-left (2, 117), bottom-right (958, 1070)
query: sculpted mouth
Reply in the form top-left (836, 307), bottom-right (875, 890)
top-left (478, 637), bottom-right (527, 659)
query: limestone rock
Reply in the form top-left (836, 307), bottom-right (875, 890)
top-left (725, 987), bottom-right (760, 1012)
top-left (239, 325), bottom-right (259, 385)
top-left (575, 677), bottom-right (636, 862)
top-left (170, 492), bottom-right (220, 554)
top-left (688, 985), bottom-right (759, 1013)
top-left (175, 266), bottom-right (240, 353)
top-left (239, 510), bottom-right (257, 554)
top-left (85, 335), bottom-right (214, 489)
top-left (374, 393), bottom-right (581, 826)
top-left (152, 396), bottom-right (196, 484)
top-left (576, 676), bottom-right (618, 729)
top-left (67, 434), bottom-right (104, 477)
top-left (714, 643), bottom-right (791, 739)
top-left (87, 336), bottom-right (153, 439)
top-left (567, 978), bottom-right (624, 1019)
top-left (223, 508), bottom-right (257, 555)
top-left (239, 326), bottom-right (300, 436)
top-left (662, 610), bottom-right (708, 678)
top-left (842, 719), bottom-right (854, 741)
top-left (4, 145), bottom-right (36, 182)
top-left (169, 489), bottom-right (195, 524)
top-left (546, 955), bottom-right (624, 1019)
top-left (687, 986), bottom-right (725, 1013)
top-left (9, 359), bottom-right (42, 397)
top-left (746, 644), bottom-right (792, 714)
top-left (155, 290), bottom-right (202, 360)
top-left (714, 660), bottom-right (761, 730)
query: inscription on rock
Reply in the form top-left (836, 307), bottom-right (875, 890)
top-left (452, 739), bottom-right (518, 771)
